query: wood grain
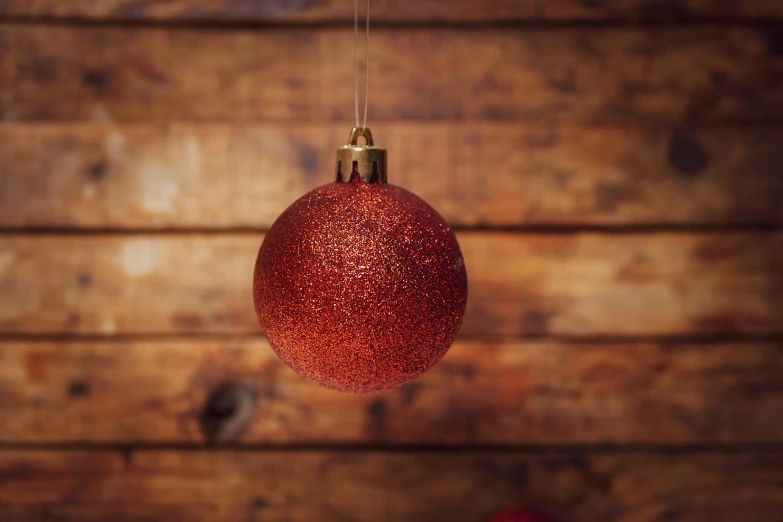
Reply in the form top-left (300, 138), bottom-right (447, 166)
top-left (2, 26), bottom-right (781, 123)
top-left (2, 123), bottom-right (782, 228)
top-left (0, 451), bottom-right (781, 522)
top-left (2, 0), bottom-right (782, 22)
top-left (1, 339), bottom-right (781, 445)
top-left (0, 233), bottom-right (781, 336)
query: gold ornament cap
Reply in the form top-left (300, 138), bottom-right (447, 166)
top-left (336, 127), bottom-right (388, 183)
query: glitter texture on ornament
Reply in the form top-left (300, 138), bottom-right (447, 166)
top-left (253, 135), bottom-right (468, 392)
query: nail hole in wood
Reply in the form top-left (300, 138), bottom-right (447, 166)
top-left (199, 381), bottom-right (257, 445)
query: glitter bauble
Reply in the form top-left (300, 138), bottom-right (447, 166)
top-left (489, 509), bottom-right (556, 522)
top-left (253, 128), bottom-right (467, 393)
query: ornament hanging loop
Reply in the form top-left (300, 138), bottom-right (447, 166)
top-left (348, 126), bottom-right (375, 147)
top-left (336, 127), bottom-right (387, 184)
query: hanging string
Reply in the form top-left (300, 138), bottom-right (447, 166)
top-left (354, 0), bottom-right (370, 130)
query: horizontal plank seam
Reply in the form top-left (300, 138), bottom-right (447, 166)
top-left (1, 225), bottom-right (781, 235)
top-left (0, 442), bottom-right (781, 454)
top-left (0, 17), bottom-right (781, 30)
top-left (3, 122), bottom-right (783, 131)
top-left (1, 333), bottom-right (782, 344)
top-left (8, 117), bottom-right (783, 124)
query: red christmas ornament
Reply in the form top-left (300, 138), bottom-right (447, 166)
top-left (489, 508), bottom-right (557, 522)
top-left (253, 128), bottom-right (468, 393)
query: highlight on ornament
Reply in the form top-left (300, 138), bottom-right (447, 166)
top-left (253, 128), bottom-right (468, 393)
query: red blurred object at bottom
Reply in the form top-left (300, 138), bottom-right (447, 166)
top-left (488, 508), bottom-right (557, 522)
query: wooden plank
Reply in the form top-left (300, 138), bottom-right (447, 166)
top-left (1, 339), bottom-right (780, 445)
top-left (0, 233), bottom-right (780, 336)
top-left (0, 451), bottom-right (781, 522)
top-left (1, 123), bottom-right (782, 228)
top-left (2, 0), bottom-right (783, 22)
top-left (2, 26), bottom-right (781, 123)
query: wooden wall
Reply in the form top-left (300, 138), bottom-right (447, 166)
top-left (1, 1), bottom-right (782, 521)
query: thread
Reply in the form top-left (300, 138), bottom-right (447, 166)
top-left (354, 0), bottom-right (370, 130)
